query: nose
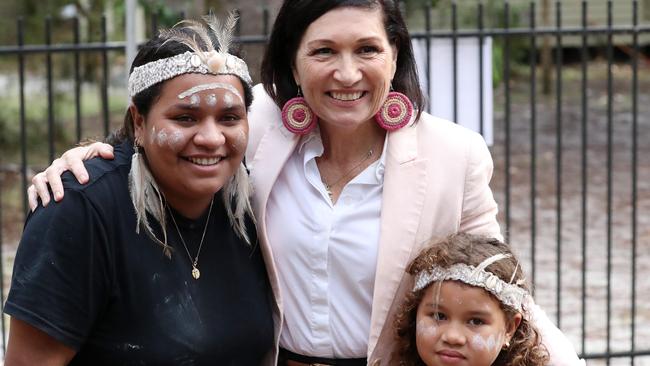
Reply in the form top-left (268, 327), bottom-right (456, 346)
top-left (193, 118), bottom-right (226, 149)
top-left (440, 323), bottom-right (466, 346)
top-left (333, 54), bottom-right (362, 86)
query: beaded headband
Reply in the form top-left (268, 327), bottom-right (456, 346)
top-left (413, 254), bottom-right (531, 314)
top-left (128, 12), bottom-right (252, 97)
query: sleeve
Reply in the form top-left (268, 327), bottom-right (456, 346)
top-left (4, 188), bottom-right (112, 350)
top-left (459, 132), bottom-right (502, 240)
top-left (528, 301), bottom-right (586, 366)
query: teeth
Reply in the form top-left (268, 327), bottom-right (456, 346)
top-left (188, 157), bottom-right (222, 166)
top-left (331, 91), bottom-right (363, 101)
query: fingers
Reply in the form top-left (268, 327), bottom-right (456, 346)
top-left (26, 142), bottom-right (114, 211)
top-left (96, 143), bottom-right (114, 160)
top-left (29, 172), bottom-right (51, 210)
top-left (44, 159), bottom-right (67, 202)
top-left (82, 142), bottom-right (114, 160)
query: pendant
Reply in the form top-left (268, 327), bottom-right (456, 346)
top-left (191, 266), bottom-right (201, 279)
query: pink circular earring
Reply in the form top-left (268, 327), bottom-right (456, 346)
top-left (375, 90), bottom-right (414, 131)
top-left (281, 88), bottom-right (318, 135)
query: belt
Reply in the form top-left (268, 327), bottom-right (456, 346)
top-left (279, 348), bottom-right (367, 366)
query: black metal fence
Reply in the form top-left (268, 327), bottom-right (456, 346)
top-left (0, 0), bottom-right (648, 364)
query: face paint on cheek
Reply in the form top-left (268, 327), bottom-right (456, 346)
top-left (155, 128), bottom-right (169, 147)
top-left (229, 128), bottom-right (248, 152)
top-left (168, 129), bottom-right (185, 149)
top-left (206, 94), bottom-right (217, 107)
top-left (416, 319), bottom-right (438, 339)
top-left (471, 334), bottom-right (500, 352)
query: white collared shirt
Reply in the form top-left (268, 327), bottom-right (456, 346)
top-left (266, 131), bottom-right (386, 358)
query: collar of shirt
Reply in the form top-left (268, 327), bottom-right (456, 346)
top-left (298, 129), bottom-right (387, 190)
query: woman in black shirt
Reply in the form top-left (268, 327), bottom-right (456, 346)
top-left (4, 14), bottom-right (273, 366)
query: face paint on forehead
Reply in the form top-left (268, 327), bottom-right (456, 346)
top-left (178, 82), bottom-right (244, 103)
top-left (206, 93), bottom-right (218, 106)
top-left (189, 94), bottom-right (200, 106)
top-left (223, 92), bottom-right (234, 108)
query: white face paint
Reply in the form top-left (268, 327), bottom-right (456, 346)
top-left (223, 92), bottom-right (234, 108)
top-left (189, 94), bottom-right (200, 106)
top-left (178, 82), bottom-right (243, 103)
top-left (416, 318), bottom-right (438, 339)
top-left (154, 127), bottom-right (186, 150)
top-left (230, 129), bottom-right (247, 152)
top-left (206, 93), bottom-right (218, 106)
top-left (470, 333), bottom-right (503, 352)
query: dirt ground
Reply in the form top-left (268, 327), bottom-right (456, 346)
top-left (0, 62), bottom-right (648, 364)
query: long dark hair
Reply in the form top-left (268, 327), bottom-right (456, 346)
top-left (260, 0), bottom-right (425, 120)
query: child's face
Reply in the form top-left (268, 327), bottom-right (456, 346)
top-left (415, 281), bottom-right (518, 366)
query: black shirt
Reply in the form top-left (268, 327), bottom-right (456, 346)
top-left (5, 142), bottom-right (274, 365)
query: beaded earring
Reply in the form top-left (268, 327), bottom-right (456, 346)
top-left (374, 89), bottom-right (413, 131)
top-left (281, 87), bottom-right (318, 135)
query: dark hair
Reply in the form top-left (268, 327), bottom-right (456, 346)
top-left (260, 0), bottom-right (424, 120)
top-left (106, 27), bottom-right (254, 145)
top-left (392, 233), bottom-right (550, 366)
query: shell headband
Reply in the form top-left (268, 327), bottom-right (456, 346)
top-left (128, 12), bottom-right (252, 97)
top-left (413, 254), bottom-right (531, 314)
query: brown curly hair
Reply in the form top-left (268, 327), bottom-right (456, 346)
top-left (392, 233), bottom-right (550, 366)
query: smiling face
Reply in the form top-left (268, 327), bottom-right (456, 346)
top-left (292, 6), bottom-right (397, 130)
top-left (132, 73), bottom-right (248, 216)
top-left (415, 281), bottom-right (519, 366)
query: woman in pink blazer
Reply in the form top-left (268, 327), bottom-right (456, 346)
top-left (29, 1), bottom-right (583, 365)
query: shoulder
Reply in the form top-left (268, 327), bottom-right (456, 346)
top-left (61, 141), bottom-right (132, 195)
top-left (412, 112), bottom-right (488, 158)
top-left (415, 112), bottom-right (484, 142)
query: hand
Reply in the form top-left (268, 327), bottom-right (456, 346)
top-left (28, 142), bottom-right (115, 211)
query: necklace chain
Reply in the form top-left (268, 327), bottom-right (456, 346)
top-left (320, 146), bottom-right (376, 200)
top-left (169, 198), bottom-right (214, 280)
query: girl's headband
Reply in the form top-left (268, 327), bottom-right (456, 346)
top-left (412, 253), bottom-right (531, 314)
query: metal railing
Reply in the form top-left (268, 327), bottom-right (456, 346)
top-left (0, 1), bottom-right (648, 363)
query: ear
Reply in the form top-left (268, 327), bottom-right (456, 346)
top-left (130, 104), bottom-right (146, 144)
top-left (390, 44), bottom-right (398, 79)
top-left (505, 312), bottom-right (523, 344)
top-left (292, 67), bottom-right (300, 89)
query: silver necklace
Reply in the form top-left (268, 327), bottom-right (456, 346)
top-left (320, 147), bottom-right (374, 200)
top-left (169, 198), bottom-right (214, 279)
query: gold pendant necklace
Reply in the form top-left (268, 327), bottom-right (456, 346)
top-left (169, 198), bottom-right (214, 279)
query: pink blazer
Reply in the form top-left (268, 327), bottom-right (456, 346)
top-left (246, 85), bottom-right (581, 365)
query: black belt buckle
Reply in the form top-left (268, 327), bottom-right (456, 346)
top-left (279, 348), bottom-right (367, 366)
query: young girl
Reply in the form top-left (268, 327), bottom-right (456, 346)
top-left (393, 233), bottom-right (549, 366)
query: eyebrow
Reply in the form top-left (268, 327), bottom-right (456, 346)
top-left (171, 103), bottom-right (201, 111)
top-left (421, 302), bottom-right (446, 310)
top-left (305, 36), bottom-right (383, 48)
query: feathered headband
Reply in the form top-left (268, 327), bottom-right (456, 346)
top-left (128, 11), bottom-right (252, 97)
top-left (413, 254), bottom-right (532, 314)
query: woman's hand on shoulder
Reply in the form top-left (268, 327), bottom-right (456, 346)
top-left (28, 142), bottom-right (114, 211)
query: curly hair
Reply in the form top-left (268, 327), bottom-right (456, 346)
top-left (392, 233), bottom-right (550, 366)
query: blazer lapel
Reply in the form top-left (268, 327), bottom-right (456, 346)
top-left (248, 105), bottom-right (300, 355)
top-left (367, 123), bottom-right (428, 357)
